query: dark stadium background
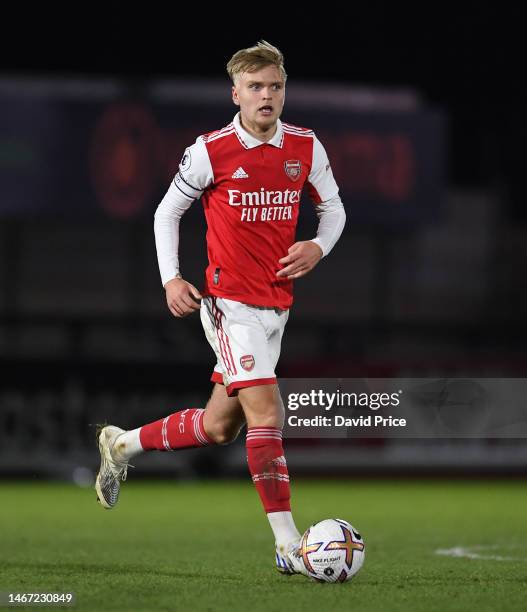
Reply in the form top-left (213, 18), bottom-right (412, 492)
top-left (1, 4), bottom-right (526, 481)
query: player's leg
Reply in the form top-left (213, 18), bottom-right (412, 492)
top-left (122, 382), bottom-right (244, 454)
top-left (239, 383), bottom-right (302, 573)
top-left (202, 383), bottom-right (246, 444)
top-left (197, 296), bottom-right (305, 574)
top-left (95, 383), bottom-right (245, 509)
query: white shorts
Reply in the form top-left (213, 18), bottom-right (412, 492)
top-left (200, 296), bottom-right (289, 396)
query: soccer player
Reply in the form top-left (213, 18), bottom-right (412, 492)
top-left (95, 40), bottom-right (346, 575)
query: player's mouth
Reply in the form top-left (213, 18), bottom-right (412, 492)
top-left (258, 105), bottom-right (273, 116)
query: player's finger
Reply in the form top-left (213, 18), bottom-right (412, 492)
top-left (168, 304), bottom-right (182, 318)
top-left (188, 285), bottom-right (202, 300)
top-left (276, 266), bottom-right (292, 277)
top-left (170, 301), bottom-right (186, 316)
top-left (284, 255), bottom-right (309, 270)
top-left (179, 300), bottom-right (197, 316)
top-left (277, 262), bottom-right (303, 277)
top-left (180, 293), bottom-right (201, 310)
top-left (278, 253), bottom-right (296, 265)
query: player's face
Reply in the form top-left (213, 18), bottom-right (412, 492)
top-left (232, 65), bottom-right (285, 133)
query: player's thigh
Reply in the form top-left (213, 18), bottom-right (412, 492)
top-left (201, 297), bottom-right (277, 395)
top-left (203, 383), bottom-right (245, 442)
top-left (238, 384), bottom-right (285, 429)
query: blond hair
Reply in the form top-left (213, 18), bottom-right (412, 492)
top-left (227, 40), bottom-right (287, 84)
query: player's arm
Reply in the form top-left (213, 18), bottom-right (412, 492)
top-left (154, 189), bottom-right (201, 318)
top-left (154, 137), bottom-right (213, 317)
top-left (277, 136), bottom-right (346, 280)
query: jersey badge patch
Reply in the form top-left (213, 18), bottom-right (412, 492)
top-left (284, 160), bottom-right (302, 182)
top-left (180, 149), bottom-right (191, 172)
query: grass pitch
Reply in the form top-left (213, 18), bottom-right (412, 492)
top-left (1, 479), bottom-right (526, 611)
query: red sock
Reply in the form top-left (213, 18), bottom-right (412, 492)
top-left (139, 408), bottom-right (214, 451)
top-left (246, 427), bottom-right (291, 513)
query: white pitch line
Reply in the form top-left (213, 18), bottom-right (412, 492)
top-left (435, 545), bottom-right (527, 562)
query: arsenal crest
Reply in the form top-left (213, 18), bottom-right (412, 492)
top-left (240, 355), bottom-right (255, 371)
top-left (284, 160), bottom-right (302, 182)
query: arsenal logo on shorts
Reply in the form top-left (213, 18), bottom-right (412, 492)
top-left (240, 354), bottom-right (255, 371)
top-left (284, 160), bottom-right (302, 182)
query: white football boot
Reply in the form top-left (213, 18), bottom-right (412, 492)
top-left (95, 425), bottom-right (131, 509)
top-left (275, 540), bottom-right (308, 576)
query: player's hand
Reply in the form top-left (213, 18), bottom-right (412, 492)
top-left (164, 277), bottom-right (202, 318)
top-left (276, 241), bottom-right (323, 280)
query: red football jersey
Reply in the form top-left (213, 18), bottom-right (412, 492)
top-left (173, 113), bottom-right (339, 309)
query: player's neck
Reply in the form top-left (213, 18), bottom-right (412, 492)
top-left (239, 115), bottom-right (277, 143)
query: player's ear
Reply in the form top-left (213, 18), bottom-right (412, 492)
top-left (232, 85), bottom-right (240, 106)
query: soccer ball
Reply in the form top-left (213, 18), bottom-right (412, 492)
top-left (299, 518), bottom-right (365, 583)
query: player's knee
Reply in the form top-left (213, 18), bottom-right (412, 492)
top-left (244, 400), bottom-right (284, 429)
top-left (208, 424), bottom-right (241, 446)
top-left (214, 431), bottom-right (239, 445)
